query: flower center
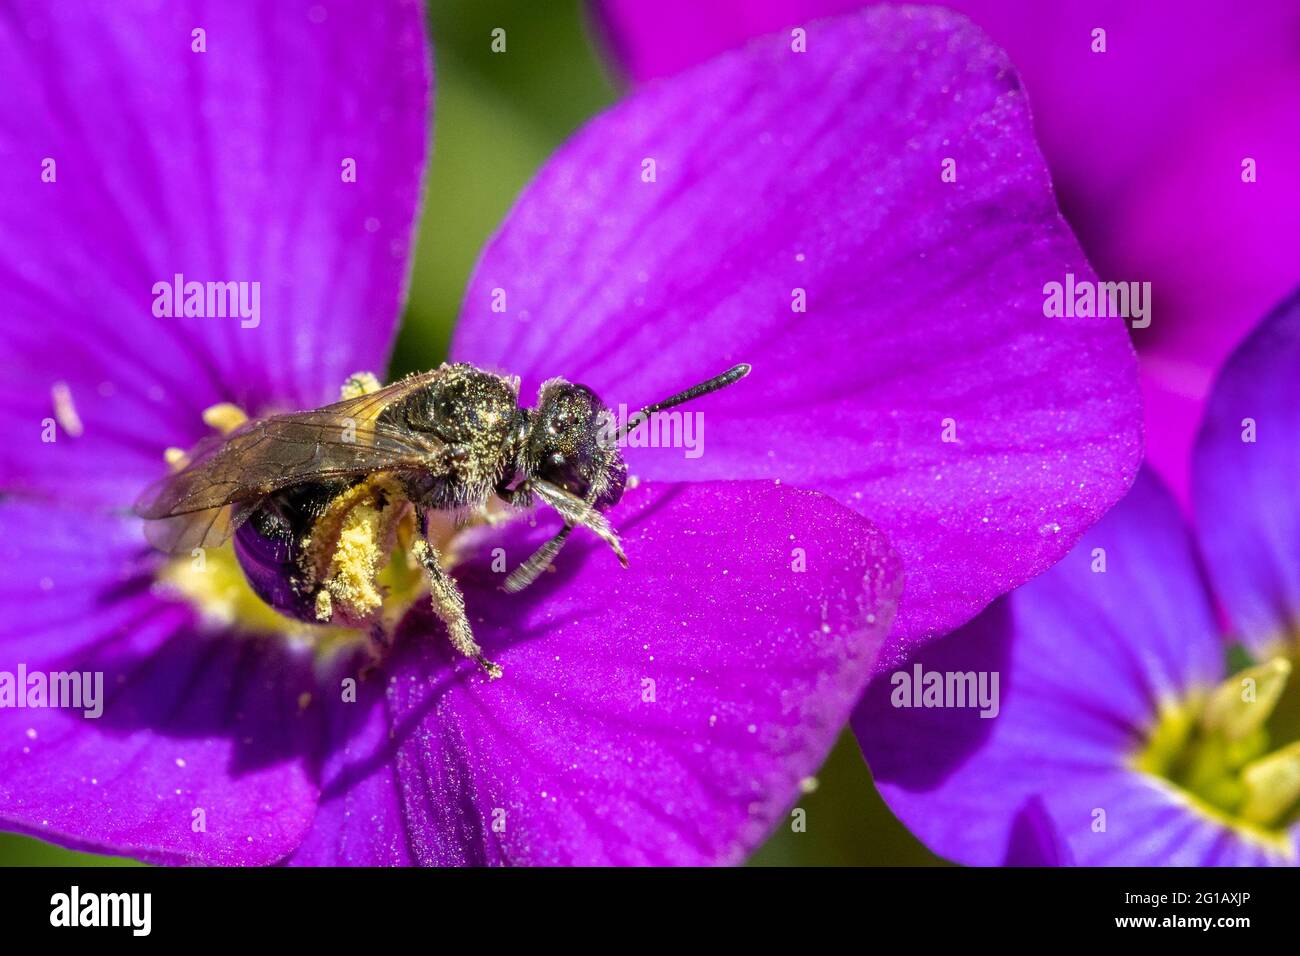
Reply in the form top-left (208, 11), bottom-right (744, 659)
top-left (1133, 654), bottom-right (1300, 853)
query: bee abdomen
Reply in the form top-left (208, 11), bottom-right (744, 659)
top-left (232, 481), bottom-right (352, 625)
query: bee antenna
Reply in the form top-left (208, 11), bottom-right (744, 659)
top-left (614, 363), bottom-right (751, 442)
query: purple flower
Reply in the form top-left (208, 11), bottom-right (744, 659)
top-left (855, 289), bottom-right (1300, 865)
top-left (0, 0), bottom-right (431, 865)
top-left (591, 0), bottom-right (1300, 505)
top-left (456, 7), bottom-right (1142, 661)
top-left (0, 4), bottom-right (1139, 865)
top-left (1003, 796), bottom-right (1074, 867)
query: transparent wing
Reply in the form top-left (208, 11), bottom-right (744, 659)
top-left (134, 372), bottom-right (447, 525)
top-left (141, 501), bottom-right (258, 554)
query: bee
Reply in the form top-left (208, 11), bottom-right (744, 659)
top-left (134, 362), bottom-right (751, 678)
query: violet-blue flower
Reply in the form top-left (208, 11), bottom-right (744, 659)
top-left (856, 289), bottom-right (1300, 865)
top-left (0, 3), bottom-right (1140, 865)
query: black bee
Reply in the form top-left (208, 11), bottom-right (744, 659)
top-left (134, 362), bottom-right (750, 678)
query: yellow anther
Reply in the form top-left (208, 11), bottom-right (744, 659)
top-left (50, 381), bottom-right (84, 438)
top-left (163, 447), bottom-right (190, 472)
top-left (1201, 658), bottom-right (1291, 742)
top-left (1239, 741), bottom-right (1300, 827)
top-left (339, 371), bottom-right (382, 400)
top-left (201, 402), bottom-right (248, 435)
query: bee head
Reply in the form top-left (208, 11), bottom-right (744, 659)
top-left (526, 379), bottom-right (626, 509)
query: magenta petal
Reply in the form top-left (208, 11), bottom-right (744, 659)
top-left (593, 1), bottom-right (1300, 509)
top-left (854, 473), bottom-right (1291, 866)
top-left (591, 0), bottom-right (861, 83)
top-left (453, 7), bottom-right (1141, 652)
top-left (380, 480), bottom-right (899, 865)
top-left (288, 657), bottom-right (413, 867)
top-left (0, 502), bottom-right (319, 864)
top-left (0, 502), bottom-right (182, 668)
top-left (1193, 288), bottom-right (1300, 653)
top-left (0, 634), bottom-right (322, 866)
top-left (0, 0), bottom-right (430, 508)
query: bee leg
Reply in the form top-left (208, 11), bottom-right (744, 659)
top-left (495, 479), bottom-right (535, 510)
top-left (411, 529), bottom-right (502, 680)
top-left (358, 623), bottom-right (390, 681)
top-left (366, 620), bottom-right (391, 654)
top-left (455, 501), bottom-right (512, 531)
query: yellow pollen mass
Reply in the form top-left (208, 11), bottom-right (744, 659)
top-left (314, 589), bottom-right (334, 623)
top-left (323, 502), bottom-right (386, 619)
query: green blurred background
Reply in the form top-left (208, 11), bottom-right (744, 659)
top-left (0, 0), bottom-right (941, 867)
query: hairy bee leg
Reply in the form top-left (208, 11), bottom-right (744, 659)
top-left (411, 536), bottom-right (502, 680)
top-left (531, 479), bottom-right (627, 567)
top-left (503, 525), bottom-right (572, 593)
top-left (358, 622), bottom-right (390, 681)
top-left (455, 502), bottom-right (513, 531)
top-left (366, 620), bottom-right (391, 655)
top-left (495, 481), bottom-right (534, 510)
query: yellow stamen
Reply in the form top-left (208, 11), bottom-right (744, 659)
top-left (163, 447), bottom-right (190, 471)
top-left (339, 371), bottom-right (382, 399)
top-left (50, 381), bottom-right (84, 437)
top-left (1240, 741), bottom-right (1300, 827)
top-left (201, 402), bottom-right (248, 435)
top-left (1133, 653), bottom-right (1300, 854)
top-left (1201, 658), bottom-right (1291, 741)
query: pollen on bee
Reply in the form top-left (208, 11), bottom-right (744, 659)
top-left (314, 588), bottom-right (334, 622)
top-left (201, 402), bottom-right (248, 435)
top-left (50, 381), bottom-right (84, 437)
top-left (322, 502), bottom-right (387, 618)
top-left (302, 474), bottom-right (424, 624)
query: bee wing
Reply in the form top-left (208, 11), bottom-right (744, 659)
top-left (141, 500), bottom-right (260, 554)
top-left (134, 374), bottom-right (448, 528)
